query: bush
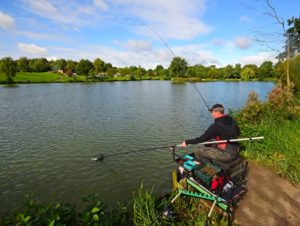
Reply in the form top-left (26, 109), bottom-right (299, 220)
top-left (236, 83), bottom-right (300, 183)
top-left (0, 194), bottom-right (130, 226)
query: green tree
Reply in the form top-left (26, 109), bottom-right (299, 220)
top-left (76, 59), bottom-right (93, 79)
top-left (17, 57), bottom-right (30, 72)
top-left (93, 58), bottom-right (105, 74)
top-left (257, 61), bottom-right (274, 79)
top-left (286, 16), bottom-right (300, 57)
top-left (154, 65), bottom-right (164, 78)
top-left (106, 67), bottom-right (117, 77)
top-left (66, 60), bottom-right (77, 72)
top-left (169, 57), bottom-right (188, 78)
top-left (186, 66), bottom-right (197, 78)
top-left (194, 65), bottom-right (208, 79)
top-left (103, 63), bottom-right (112, 72)
top-left (30, 58), bottom-right (50, 72)
top-left (232, 64), bottom-right (242, 79)
top-left (240, 67), bottom-right (255, 80)
top-left (207, 65), bottom-right (221, 79)
top-left (223, 64), bottom-right (234, 79)
top-left (118, 67), bottom-right (130, 77)
top-left (290, 55), bottom-right (300, 91)
top-left (0, 57), bottom-right (17, 83)
top-left (52, 59), bottom-right (66, 71)
top-left (147, 69), bottom-right (154, 79)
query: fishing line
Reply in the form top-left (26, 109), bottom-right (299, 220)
top-left (146, 25), bottom-right (210, 110)
top-left (92, 145), bottom-right (175, 161)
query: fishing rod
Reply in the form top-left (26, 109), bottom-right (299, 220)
top-left (147, 25), bottom-right (210, 110)
top-left (196, 136), bottom-right (264, 145)
top-left (92, 136), bottom-right (264, 161)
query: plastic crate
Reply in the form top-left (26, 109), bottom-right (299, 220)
top-left (193, 162), bottom-right (222, 185)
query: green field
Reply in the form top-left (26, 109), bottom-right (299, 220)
top-left (0, 72), bottom-right (91, 83)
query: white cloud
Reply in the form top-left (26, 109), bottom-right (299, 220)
top-left (26, 0), bottom-right (57, 14)
top-left (18, 0), bottom-right (212, 40)
top-left (93, 0), bottom-right (108, 11)
top-left (18, 43), bottom-right (48, 55)
top-left (239, 52), bottom-right (276, 66)
top-left (114, 39), bottom-right (152, 52)
top-left (234, 36), bottom-right (253, 49)
top-left (20, 0), bottom-right (99, 27)
top-left (113, 0), bottom-right (212, 40)
top-left (0, 11), bottom-right (15, 29)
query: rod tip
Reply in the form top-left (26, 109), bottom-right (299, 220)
top-left (91, 154), bottom-right (104, 161)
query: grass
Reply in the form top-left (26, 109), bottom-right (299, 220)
top-left (0, 72), bottom-right (277, 84)
top-left (240, 117), bottom-right (300, 184)
top-left (235, 84), bottom-right (300, 184)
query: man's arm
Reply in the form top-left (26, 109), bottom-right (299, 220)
top-left (185, 124), bottom-right (217, 145)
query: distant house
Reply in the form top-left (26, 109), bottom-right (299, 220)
top-left (114, 72), bottom-right (121, 78)
top-left (94, 73), bottom-right (106, 78)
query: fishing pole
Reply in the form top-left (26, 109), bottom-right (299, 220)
top-left (196, 136), bottom-right (264, 145)
top-left (92, 136), bottom-right (264, 161)
top-left (147, 25), bottom-right (210, 110)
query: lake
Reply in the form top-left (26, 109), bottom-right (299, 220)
top-left (0, 81), bottom-right (274, 213)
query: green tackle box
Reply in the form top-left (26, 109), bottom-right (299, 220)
top-left (193, 162), bottom-right (222, 186)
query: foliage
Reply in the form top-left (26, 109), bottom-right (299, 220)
top-left (51, 59), bottom-right (66, 71)
top-left (94, 58), bottom-right (105, 74)
top-left (132, 184), bottom-right (157, 225)
top-left (169, 57), bottom-right (188, 78)
top-left (0, 194), bottom-right (130, 226)
top-left (274, 55), bottom-right (300, 91)
top-left (239, 92), bottom-right (264, 122)
top-left (29, 58), bottom-right (50, 72)
top-left (257, 61), bottom-right (274, 79)
top-left (0, 57), bottom-right (17, 83)
top-left (17, 57), bottom-right (30, 72)
top-left (237, 83), bottom-right (300, 183)
top-left (240, 67), bottom-right (255, 80)
top-left (287, 16), bottom-right (300, 57)
top-left (76, 59), bottom-right (93, 78)
top-left (2, 55), bottom-right (289, 82)
top-left (66, 60), bottom-right (77, 73)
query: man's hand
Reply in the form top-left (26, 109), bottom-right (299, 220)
top-left (180, 141), bottom-right (187, 147)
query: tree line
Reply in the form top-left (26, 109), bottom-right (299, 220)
top-left (0, 56), bottom-right (290, 82)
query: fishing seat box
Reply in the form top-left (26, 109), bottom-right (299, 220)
top-left (212, 157), bottom-right (242, 171)
top-left (193, 162), bottom-right (222, 186)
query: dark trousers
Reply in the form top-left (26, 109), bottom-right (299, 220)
top-left (194, 145), bottom-right (238, 162)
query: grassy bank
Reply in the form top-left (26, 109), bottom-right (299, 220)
top-left (235, 84), bottom-right (300, 184)
top-left (0, 72), bottom-right (276, 84)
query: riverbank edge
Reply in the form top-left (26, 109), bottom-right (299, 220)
top-left (0, 72), bottom-right (277, 84)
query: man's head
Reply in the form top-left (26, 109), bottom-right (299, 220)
top-left (208, 103), bottom-right (225, 117)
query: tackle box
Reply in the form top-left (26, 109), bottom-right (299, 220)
top-left (193, 162), bottom-right (222, 186)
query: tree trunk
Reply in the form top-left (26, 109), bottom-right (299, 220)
top-left (287, 37), bottom-right (290, 89)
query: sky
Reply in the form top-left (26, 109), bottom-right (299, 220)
top-left (0, 0), bottom-right (299, 69)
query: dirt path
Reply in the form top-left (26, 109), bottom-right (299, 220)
top-left (234, 162), bottom-right (300, 226)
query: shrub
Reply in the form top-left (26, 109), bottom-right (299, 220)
top-left (239, 91), bottom-right (264, 123)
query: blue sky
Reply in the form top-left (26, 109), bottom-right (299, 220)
top-left (0, 0), bottom-right (299, 69)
